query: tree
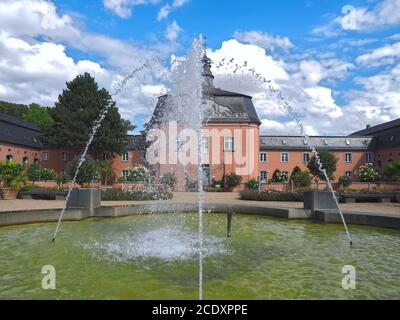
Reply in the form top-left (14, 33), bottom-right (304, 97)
top-left (97, 161), bottom-right (116, 186)
top-left (42, 73), bottom-right (134, 155)
top-left (338, 176), bottom-right (352, 189)
top-left (26, 163), bottom-right (42, 184)
top-left (307, 149), bottom-right (337, 181)
top-left (129, 166), bottom-right (149, 182)
top-left (160, 172), bottom-right (177, 191)
top-left (67, 156), bottom-right (99, 187)
top-left (56, 173), bottom-right (68, 188)
top-left (271, 169), bottom-right (287, 182)
top-left (383, 161), bottom-right (400, 182)
top-left (290, 166), bottom-right (302, 181)
top-left (358, 165), bottom-right (380, 183)
top-left (226, 173), bottom-right (242, 187)
top-left (292, 170), bottom-right (312, 188)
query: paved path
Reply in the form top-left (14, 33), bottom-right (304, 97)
top-left (0, 192), bottom-right (399, 215)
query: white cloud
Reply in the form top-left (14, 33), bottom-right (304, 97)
top-left (165, 20), bottom-right (182, 42)
top-left (103, 0), bottom-right (161, 19)
top-left (234, 30), bottom-right (294, 52)
top-left (157, 0), bottom-right (190, 21)
top-left (314, 0), bottom-right (400, 36)
top-left (356, 42), bottom-right (400, 67)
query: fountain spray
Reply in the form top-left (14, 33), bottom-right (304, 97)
top-left (51, 60), bottom-right (158, 243)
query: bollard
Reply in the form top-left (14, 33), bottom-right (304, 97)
top-left (227, 208), bottom-right (233, 238)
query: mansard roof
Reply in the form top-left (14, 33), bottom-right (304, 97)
top-left (260, 135), bottom-right (375, 151)
top-left (127, 135), bottom-right (147, 150)
top-left (0, 112), bottom-right (42, 149)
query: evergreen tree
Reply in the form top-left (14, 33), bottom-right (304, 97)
top-left (42, 73), bottom-right (133, 155)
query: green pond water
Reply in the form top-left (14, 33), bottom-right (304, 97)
top-left (0, 213), bottom-right (399, 300)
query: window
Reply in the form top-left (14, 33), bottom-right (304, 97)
top-left (260, 171), bottom-right (268, 183)
top-left (377, 160), bottom-right (382, 168)
top-left (102, 152), bottom-right (110, 161)
top-left (42, 152), bottom-right (49, 161)
top-left (121, 153), bottom-right (129, 162)
top-left (345, 153), bottom-right (352, 163)
top-left (303, 153), bottom-right (310, 163)
top-left (122, 170), bottom-right (129, 179)
top-left (224, 137), bottom-right (234, 152)
top-left (22, 157), bottom-right (28, 165)
top-left (34, 158), bottom-right (40, 164)
top-left (260, 153), bottom-right (267, 163)
top-left (61, 152), bottom-right (68, 161)
top-left (366, 153), bottom-right (373, 163)
top-left (345, 171), bottom-right (352, 178)
top-left (202, 136), bottom-right (209, 154)
top-left (6, 154), bottom-right (13, 161)
top-left (281, 152), bottom-right (289, 163)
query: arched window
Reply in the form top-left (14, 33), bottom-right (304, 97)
top-left (22, 157), bottom-right (29, 165)
top-left (6, 154), bottom-right (13, 161)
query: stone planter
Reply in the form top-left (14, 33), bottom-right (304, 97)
top-left (1, 187), bottom-right (19, 200)
top-left (395, 191), bottom-right (400, 203)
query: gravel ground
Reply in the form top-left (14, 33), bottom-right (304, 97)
top-left (0, 192), bottom-right (399, 215)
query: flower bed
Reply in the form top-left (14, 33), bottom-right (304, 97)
top-left (240, 190), bottom-right (304, 202)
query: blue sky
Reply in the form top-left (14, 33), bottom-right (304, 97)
top-left (0, 0), bottom-right (399, 135)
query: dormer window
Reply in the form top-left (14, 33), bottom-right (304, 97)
top-left (303, 140), bottom-right (308, 145)
top-left (346, 139), bottom-right (350, 145)
top-left (324, 140), bottom-right (328, 145)
top-left (282, 139), bottom-right (287, 145)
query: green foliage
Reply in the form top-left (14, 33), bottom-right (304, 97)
top-left (0, 161), bottom-right (27, 189)
top-left (185, 180), bottom-right (199, 192)
top-left (160, 172), bottom-right (177, 190)
top-left (247, 178), bottom-right (259, 190)
top-left (338, 176), bottom-right (352, 188)
top-left (101, 189), bottom-right (172, 201)
top-left (56, 173), bottom-right (68, 188)
top-left (0, 100), bottom-right (53, 130)
top-left (358, 165), bottom-right (381, 182)
top-left (66, 156), bottom-right (99, 187)
top-left (129, 166), bottom-right (149, 182)
top-left (97, 161), bottom-right (116, 185)
top-left (290, 166), bottom-right (302, 181)
top-left (42, 73), bottom-right (134, 155)
top-left (271, 169), bottom-right (287, 183)
top-left (240, 190), bottom-right (304, 202)
top-left (226, 173), bottom-right (242, 187)
top-left (383, 161), bottom-right (400, 182)
top-left (307, 149), bottom-right (338, 181)
top-left (26, 164), bottom-right (55, 183)
top-left (292, 170), bottom-right (312, 188)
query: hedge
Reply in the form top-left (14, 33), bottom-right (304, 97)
top-left (240, 190), bottom-right (304, 202)
top-left (101, 189), bottom-right (173, 201)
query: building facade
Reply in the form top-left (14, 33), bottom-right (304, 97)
top-left (1, 56), bottom-right (399, 187)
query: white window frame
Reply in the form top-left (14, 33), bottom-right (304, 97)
top-left (6, 154), bottom-right (13, 162)
top-left (121, 153), bottom-right (129, 162)
top-left (303, 153), bottom-right (310, 163)
top-left (224, 137), bottom-right (234, 152)
top-left (281, 152), bottom-right (289, 163)
top-left (61, 152), bottom-right (68, 161)
top-left (345, 153), bottom-right (352, 163)
top-left (260, 171), bottom-right (268, 183)
top-left (202, 136), bottom-right (209, 154)
top-left (366, 153), bottom-right (373, 163)
top-left (122, 170), bottom-right (129, 179)
top-left (345, 171), bottom-right (352, 178)
top-left (260, 152), bottom-right (268, 163)
top-left (42, 151), bottom-right (49, 161)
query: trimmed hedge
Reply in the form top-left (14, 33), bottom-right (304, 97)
top-left (101, 189), bottom-right (173, 201)
top-left (240, 190), bottom-right (304, 202)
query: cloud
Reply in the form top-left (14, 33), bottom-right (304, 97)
top-left (234, 30), bottom-right (294, 52)
top-left (157, 0), bottom-right (190, 21)
top-left (165, 20), bottom-right (182, 41)
top-left (103, 0), bottom-right (161, 19)
top-left (314, 0), bottom-right (400, 36)
top-left (356, 42), bottom-right (400, 67)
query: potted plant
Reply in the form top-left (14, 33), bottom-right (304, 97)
top-left (0, 161), bottom-right (28, 200)
top-left (226, 173), bottom-right (242, 192)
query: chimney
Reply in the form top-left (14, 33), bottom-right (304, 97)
top-left (366, 124), bottom-right (371, 129)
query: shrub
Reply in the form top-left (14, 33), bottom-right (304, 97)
top-left (240, 190), bottom-right (304, 202)
top-left (185, 179), bottom-right (198, 192)
top-left (247, 178), bottom-right (259, 190)
top-left (0, 161), bottom-right (27, 188)
top-left (383, 161), bottom-right (400, 182)
top-left (338, 175), bottom-right (352, 188)
top-left (129, 166), bottom-right (149, 182)
top-left (101, 189), bottom-right (172, 201)
top-left (290, 166), bottom-right (302, 181)
top-left (226, 173), bottom-right (242, 187)
top-left (160, 172), bottom-right (177, 190)
top-left (358, 165), bottom-right (380, 183)
top-left (271, 169), bottom-right (288, 182)
top-left (41, 168), bottom-right (55, 181)
top-left (56, 173), bottom-right (68, 188)
top-left (66, 156), bottom-right (99, 187)
top-left (292, 170), bottom-right (312, 188)
top-left (26, 164), bottom-right (55, 183)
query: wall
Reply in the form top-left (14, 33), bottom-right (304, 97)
top-left (375, 147), bottom-right (400, 170)
top-left (0, 143), bottom-right (41, 164)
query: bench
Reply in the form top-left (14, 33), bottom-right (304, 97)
top-left (18, 190), bottom-right (67, 200)
top-left (341, 193), bottom-right (393, 203)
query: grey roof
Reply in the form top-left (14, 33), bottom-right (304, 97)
top-left (0, 112), bottom-right (42, 148)
top-left (127, 135), bottom-right (147, 150)
top-left (350, 118), bottom-right (400, 136)
top-left (260, 136), bottom-right (374, 151)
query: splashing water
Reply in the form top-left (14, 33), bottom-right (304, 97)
top-left (214, 58), bottom-right (352, 246)
top-left (52, 59), bottom-right (159, 243)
